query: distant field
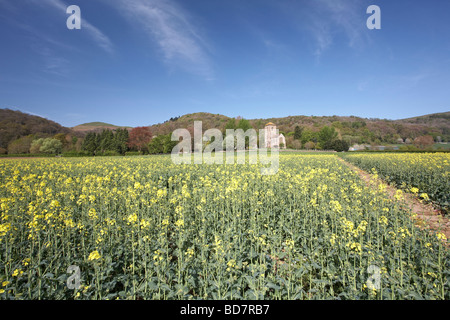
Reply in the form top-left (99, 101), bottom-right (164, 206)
top-left (434, 143), bottom-right (450, 150)
top-left (341, 152), bottom-right (450, 214)
top-left (72, 122), bottom-right (131, 132)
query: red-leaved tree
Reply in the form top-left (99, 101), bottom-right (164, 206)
top-left (127, 126), bottom-right (152, 152)
top-left (413, 135), bottom-right (434, 149)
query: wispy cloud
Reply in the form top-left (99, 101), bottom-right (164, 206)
top-left (0, 4), bottom-right (73, 77)
top-left (395, 72), bottom-right (430, 90)
top-left (39, 0), bottom-right (114, 54)
top-left (281, 0), bottom-right (367, 58)
top-left (358, 71), bottom-right (431, 93)
top-left (82, 21), bottom-right (114, 55)
top-left (38, 46), bottom-right (71, 76)
top-left (112, 0), bottom-right (213, 79)
top-left (357, 79), bottom-right (370, 92)
top-left (317, 0), bottom-right (365, 47)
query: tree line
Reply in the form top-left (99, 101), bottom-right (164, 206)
top-left (81, 128), bottom-right (129, 155)
top-left (288, 125), bottom-right (350, 151)
top-left (1, 121), bottom-right (441, 156)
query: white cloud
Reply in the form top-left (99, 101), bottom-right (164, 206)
top-left (316, 0), bottom-right (364, 46)
top-left (82, 21), bottom-right (114, 55)
top-left (395, 72), bottom-right (430, 90)
top-left (282, 0), bottom-right (367, 58)
top-left (113, 0), bottom-right (213, 79)
top-left (39, 0), bottom-right (114, 54)
top-left (38, 46), bottom-right (70, 76)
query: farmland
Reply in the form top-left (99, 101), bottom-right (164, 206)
top-left (0, 154), bottom-right (449, 300)
top-left (341, 153), bottom-right (450, 214)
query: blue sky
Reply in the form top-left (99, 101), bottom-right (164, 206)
top-left (1, 0), bottom-right (449, 128)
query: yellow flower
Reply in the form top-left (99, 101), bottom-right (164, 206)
top-left (157, 189), bottom-right (166, 198)
top-left (226, 259), bottom-right (237, 272)
top-left (0, 223), bottom-right (11, 237)
top-left (420, 193), bottom-right (429, 201)
top-left (284, 239), bottom-right (295, 250)
top-left (88, 208), bottom-right (98, 219)
top-left (394, 190), bottom-right (403, 201)
top-left (346, 242), bottom-right (362, 253)
top-left (410, 187), bottom-right (419, 194)
top-left (140, 219), bottom-right (150, 229)
top-left (50, 200), bottom-right (60, 208)
top-left (330, 233), bottom-right (337, 246)
top-left (88, 250), bottom-right (101, 261)
top-left (2, 281), bottom-right (10, 287)
top-left (185, 248), bottom-right (195, 258)
top-left (12, 269), bottom-right (23, 277)
top-left (379, 216), bottom-right (388, 225)
top-left (153, 249), bottom-right (164, 263)
top-left (127, 213), bottom-right (138, 224)
top-left (175, 219), bottom-right (184, 228)
top-left (397, 227), bottom-right (411, 239)
top-left (436, 232), bottom-right (447, 241)
top-left (329, 200), bottom-right (342, 213)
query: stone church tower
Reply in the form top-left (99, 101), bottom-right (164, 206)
top-left (264, 122), bottom-right (286, 149)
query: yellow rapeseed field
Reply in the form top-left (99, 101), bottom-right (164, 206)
top-left (342, 153), bottom-right (450, 214)
top-left (0, 154), bottom-right (448, 299)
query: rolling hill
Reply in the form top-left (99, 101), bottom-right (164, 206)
top-left (0, 108), bottom-right (73, 151)
top-left (1, 108), bottom-right (449, 154)
top-left (146, 111), bottom-right (450, 145)
top-left (72, 122), bottom-right (132, 133)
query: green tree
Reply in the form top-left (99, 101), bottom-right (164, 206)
top-left (148, 136), bottom-right (164, 154)
top-left (318, 126), bottom-right (338, 148)
top-left (294, 125), bottom-right (303, 140)
top-left (8, 135), bottom-right (35, 154)
top-left (224, 118), bottom-right (236, 132)
top-left (237, 118), bottom-right (251, 131)
top-left (304, 141), bottom-right (315, 150)
top-left (72, 136), bottom-right (78, 146)
top-left (291, 140), bottom-right (302, 150)
top-left (114, 128), bottom-right (129, 155)
top-left (323, 139), bottom-right (349, 152)
top-left (82, 132), bottom-right (100, 155)
top-left (163, 135), bottom-right (178, 154)
top-left (99, 129), bottom-right (115, 153)
top-left (40, 138), bottom-right (63, 154)
top-left (53, 133), bottom-right (69, 150)
top-left (301, 129), bottom-right (318, 145)
top-left (30, 138), bottom-right (44, 154)
top-left (148, 134), bottom-right (177, 154)
top-left (236, 118), bottom-right (253, 149)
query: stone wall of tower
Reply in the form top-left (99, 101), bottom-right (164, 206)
top-left (279, 134), bottom-right (286, 148)
top-left (264, 125), bottom-right (277, 148)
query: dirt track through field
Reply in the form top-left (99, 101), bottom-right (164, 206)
top-left (339, 157), bottom-right (450, 245)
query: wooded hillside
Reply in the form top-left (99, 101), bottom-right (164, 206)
top-left (1, 108), bottom-right (448, 154)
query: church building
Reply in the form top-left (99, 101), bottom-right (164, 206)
top-left (264, 122), bottom-right (286, 149)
